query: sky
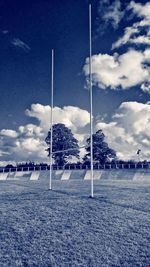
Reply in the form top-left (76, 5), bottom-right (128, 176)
top-left (0, 0), bottom-right (150, 165)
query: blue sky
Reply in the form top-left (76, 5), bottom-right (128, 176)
top-left (0, 0), bottom-right (150, 164)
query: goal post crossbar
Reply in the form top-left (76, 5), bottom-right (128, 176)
top-left (49, 145), bottom-right (87, 155)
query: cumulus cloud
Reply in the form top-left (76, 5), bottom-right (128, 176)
top-left (83, 48), bottom-right (150, 91)
top-left (128, 1), bottom-right (150, 20)
top-left (19, 124), bottom-right (44, 138)
top-left (141, 83), bottom-right (150, 94)
top-left (0, 102), bottom-right (150, 164)
top-left (96, 0), bottom-right (124, 32)
top-left (26, 104), bottom-right (90, 132)
top-left (14, 138), bottom-right (47, 159)
top-left (96, 101), bottom-right (150, 161)
top-left (0, 129), bottom-right (18, 138)
top-left (0, 104), bottom-right (90, 164)
top-left (112, 1), bottom-right (150, 49)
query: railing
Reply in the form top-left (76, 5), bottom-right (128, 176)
top-left (0, 163), bottom-right (150, 173)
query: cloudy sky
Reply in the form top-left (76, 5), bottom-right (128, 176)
top-left (0, 0), bottom-right (150, 165)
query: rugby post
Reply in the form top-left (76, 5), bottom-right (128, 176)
top-left (49, 49), bottom-right (54, 190)
top-left (89, 4), bottom-right (94, 198)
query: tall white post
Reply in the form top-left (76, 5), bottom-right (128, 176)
top-left (49, 49), bottom-right (54, 190)
top-left (89, 4), bottom-right (94, 198)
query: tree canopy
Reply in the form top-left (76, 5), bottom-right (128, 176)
top-left (84, 129), bottom-right (116, 164)
top-left (45, 123), bottom-right (80, 166)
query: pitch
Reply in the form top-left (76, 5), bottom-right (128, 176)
top-left (0, 177), bottom-right (150, 266)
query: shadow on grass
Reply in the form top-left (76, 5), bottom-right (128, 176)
top-left (94, 196), bottom-right (150, 214)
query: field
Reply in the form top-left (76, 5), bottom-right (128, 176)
top-left (0, 176), bottom-right (150, 267)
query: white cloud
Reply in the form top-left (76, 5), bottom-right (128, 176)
top-left (0, 102), bottom-right (150, 164)
top-left (128, 1), bottom-right (150, 20)
top-left (0, 104), bottom-right (90, 164)
top-left (112, 1), bottom-right (150, 49)
top-left (14, 138), bottom-right (47, 159)
top-left (97, 0), bottom-right (124, 30)
top-left (83, 48), bottom-right (150, 91)
top-left (0, 161), bottom-right (16, 167)
top-left (112, 26), bottom-right (150, 49)
top-left (0, 129), bottom-right (18, 138)
top-left (26, 104), bottom-right (90, 132)
top-left (141, 83), bottom-right (150, 94)
top-left (112, 26), bottom-right (139, 49)
top-left (131, 36), bottom-right (150, 45)
top-left (19, 124), bottom-right (44, 137)
top-left (96, 101), bottom-right (150, 161)
top-left (0, 150), bottom-right (10, 157)
top-left (11, 38), bottom-right (31, 52)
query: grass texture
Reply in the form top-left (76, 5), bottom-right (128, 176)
top-left (0, 178), bottom-right (150, 266)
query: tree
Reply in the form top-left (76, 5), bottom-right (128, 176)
top-left (83, 129), bottom-right (116, 164)
top-left (45, 123), bottom-right (80, 166)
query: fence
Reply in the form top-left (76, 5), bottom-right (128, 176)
top-left (0, 162), bottom-right (150, 173)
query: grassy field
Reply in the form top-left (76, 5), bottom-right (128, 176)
top-left (0, 178), bottom-right (150, 266)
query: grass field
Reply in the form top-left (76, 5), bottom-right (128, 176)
top-left (0, 178), bottom-right (150, 266)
